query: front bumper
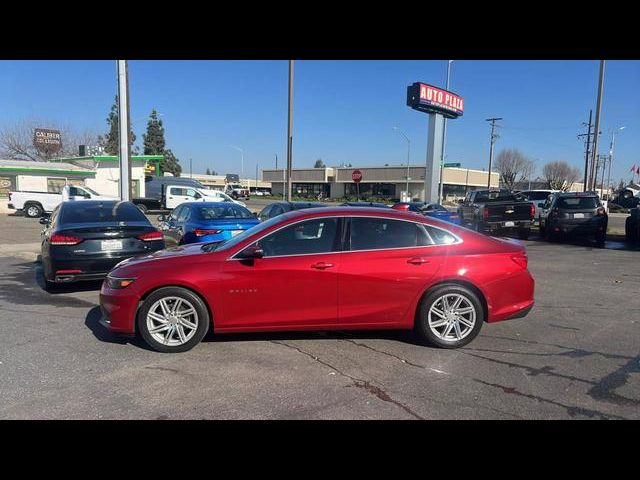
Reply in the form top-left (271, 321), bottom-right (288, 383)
top-left (99, 282), bottom-right (140, 335)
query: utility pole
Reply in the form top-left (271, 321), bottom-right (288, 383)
top-left (486, 117), bottom-right (502, 188)
top-left (607, 127), bottom-right (625, 200)
top-left (590, 60), bottom-right (606, 190)
top-left (438, 60), bottom-right (453, 204)
top-left (286, 60), bottom-right (294, 202)
top-left (577, 110), bottom-right (593, 192)
top-left (117, 60), bottom-right (132, 201)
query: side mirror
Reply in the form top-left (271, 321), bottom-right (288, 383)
top-left (237, 244), bottom-right (264, 260)
top-left (39, 217), bottom-right (50, 225)
top-left (157, 214), bottom-right (167, 222)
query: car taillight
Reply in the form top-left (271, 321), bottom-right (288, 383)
top-left (550, 208), bottom-right (559, 218)
top-left (531, 203), bottom-right (535, 219)
top-left (596, 207), bottom-right (606, 216)
top-left (50, 234), bottom-right (83, 245)
top-left (138, 230), bottom-right (163, 242)
top-left (511, 253), bottom-right (528, 269)
top-left (194, 228), bottom-right (222, 237)
top-left (483, 208), bottom-right (489, 221)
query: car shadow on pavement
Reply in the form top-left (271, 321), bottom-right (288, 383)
top-left (83, 305), bottom-right (156, 351)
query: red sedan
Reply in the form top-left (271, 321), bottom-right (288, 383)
top-left (100, 207), bottom-right (534, 353)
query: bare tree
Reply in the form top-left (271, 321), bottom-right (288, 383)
top-left (542, 160), bottom-right (582, 191)
top-left (495, 148), bottom-right (535, 190)
top-left (0, 118), bottom-right (100, 162)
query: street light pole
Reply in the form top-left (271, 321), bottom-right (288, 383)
top-left (286, 60), bottom-right (295, 202)
top-left (607, 127), bottom-right (625, 199)
top-left (590, 60), bottom-right (606, 191)
top-left (116, 60), bottom-right (132, 201)
top-left (438, 60), bottom-right (453, 204)
top-left (486, 117), bottom-right (502, 188)
top-left (393, 127), bottom-right (410, 201)
top-left (229, 145), bottom-right (244, 181)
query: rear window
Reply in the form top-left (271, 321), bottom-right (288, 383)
top-left (556, 197), bottom-right (599, 210)
top-left (474, 191), bottom-right (522, 202)
top-left (60, 202), bottom-right (147, 224)
top-left (196, 204), bottom-right (253, 219)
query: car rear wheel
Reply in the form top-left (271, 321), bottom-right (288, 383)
top-left (25, 203), bottom-right (43, 218)
top-left (138, 287), bottom-right (210, 353)
top-left (595, 232), bottom-right (606, 247)
top-left (626, 217), bottom-right (637, 243)
top-left (415, 284), bottom-right (484, 349)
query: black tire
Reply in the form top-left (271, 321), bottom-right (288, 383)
top-left (545, 225), bottom-right (557, 242)
top-left (24, 202), bottom-right (43, 218)
top-left (137, 287), bottom-right (210, 353)
top-left (595, 232), bottom-right (606, 247)
top-left (539, 220), bottom-right (546, 236)
top-left (137, 203), bottom-right (148, 213)
top-left (44, 280), bottom-right (60, 292)
top-left (414, 284), bottom-right (484, 349)
top-left (518, 228), bottom-right (531, 240)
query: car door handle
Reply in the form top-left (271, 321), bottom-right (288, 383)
top-left (311, 262), bottom-right (335, 270)
top-left (407, 257), bottom-right (429, 265)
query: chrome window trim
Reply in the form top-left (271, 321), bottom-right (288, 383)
top-left (227, 214), bottom-right (462, 261)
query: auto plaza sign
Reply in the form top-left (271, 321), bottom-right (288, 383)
top-left (406, 83), bottom-right (464, 119)
top-left (33, 128), bottom-right (62, 154)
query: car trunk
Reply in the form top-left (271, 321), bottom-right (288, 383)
top-left (59, 222), bottom-right (161, 257)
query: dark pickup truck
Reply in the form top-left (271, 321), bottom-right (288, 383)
top-left (458, 189), bottom-right (534, 239)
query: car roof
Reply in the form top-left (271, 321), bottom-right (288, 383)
top-left (557, 191), bottom-right (598, 197)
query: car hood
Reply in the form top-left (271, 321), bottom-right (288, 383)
top-left (112, 243), bottom-right (210, 270)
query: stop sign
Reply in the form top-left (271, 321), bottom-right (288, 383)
top-left (352, 169), bottom-right (363, 183)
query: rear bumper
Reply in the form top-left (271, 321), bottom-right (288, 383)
top-left (47, 253), bottom-right (150, 283)
top-left (487, 220), bottom-right (532, 230)
top-left (485, 269), bottom-right (535, 323)
top-left (7, 203), bottom-right (15, 210)
top-left (549, 220), bottom-right (607, 235)
top-left (54, 271), bottom-right (110, 283)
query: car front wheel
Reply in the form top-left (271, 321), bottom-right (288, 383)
top-left (138, 287), bottom-right (210, 353)
top-left (25, 203), bottom-right (43, 218)
top-left (415, 284), bottom-right (484, 349)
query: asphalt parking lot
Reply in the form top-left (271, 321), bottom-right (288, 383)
top-left (0, 211), bottom-right (638, 419)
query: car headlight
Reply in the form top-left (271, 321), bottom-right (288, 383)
top-left (106, 276), bottom-right (136, 289)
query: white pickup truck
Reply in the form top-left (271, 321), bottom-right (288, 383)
top-left (164, 185), bottom-right (246, 209)
top-left (8, 185), bottom-right (116, 218)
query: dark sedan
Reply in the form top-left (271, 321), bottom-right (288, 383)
top-left (540, 192), bottom-right (607, 245)
top-left (40, 200), bottom-right (165, 290)
top-left (257, 201), bottom-right (326, 221)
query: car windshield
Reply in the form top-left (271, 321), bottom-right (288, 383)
top-left (82, 186), bottom-right (101, 196)
top-left (556, 197), bottom-right (599, 210)
top-left (60, 202), bottom-right (147, 224)
top-left (196, 204), bottom-right (253, 219)
top-left (202, 214), bottom-right (284, 252)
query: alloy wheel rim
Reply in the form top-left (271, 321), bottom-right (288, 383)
top-left (428, 293), bottom-right (476, 342)
top-left (146, 296), bottom-right (199, 346)
top-left (28, 206), bottom-right (39, 216)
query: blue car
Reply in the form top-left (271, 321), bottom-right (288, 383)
top-left (392, 202), bottom-right (461, 225)
top-left (160, 202), bottom-right (260, 246)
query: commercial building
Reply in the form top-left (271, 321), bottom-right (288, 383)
top-left (263, 165), bottom-right (499, 201)
top-left (0, 156), bottom-right (163, 212)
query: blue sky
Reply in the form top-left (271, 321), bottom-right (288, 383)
top-left (1, 60), bottom-right (638, 183)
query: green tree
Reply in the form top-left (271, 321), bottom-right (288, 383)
top-left (98, 95), bottom-right (137, 155)
top-left (143, 109), bottom-right (165, 155)
top-left (160, 149), bottom-right (182, 177)
top-left (314, 159), bottom-right (326, 168)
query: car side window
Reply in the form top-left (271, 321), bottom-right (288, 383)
top-left (170, 187), bottom-right (183, 196)
top-left (350, 218), bottom-right (432, 251)
top-left (259, 205), bottom-right (272, 221)
top-left (270, 205), bottom-right (284, 218)
top-left (170, 206), bottom-right (182, 222)
top-left (255, 218), bottom-right (339, 257)
top-left (425, 225), bottom-right (457, 245)
top-left (177, 207), bottom-right (190, 222)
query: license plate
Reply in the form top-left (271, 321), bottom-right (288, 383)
top-left (230, 230), bottom-right (243, 237)
top-left (574, 213), bottom-right (585, 219)
top-left (101, 239), bottom-right (123, 251)
top-left (504, 221), bottom-right (515, 227)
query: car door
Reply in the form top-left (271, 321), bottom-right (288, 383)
top-left (217, 216), bottom-right (342, 330)
top-left (162, 206), bottom-right (183, 246)
top-left (337, 216), bottom-right (446, 328)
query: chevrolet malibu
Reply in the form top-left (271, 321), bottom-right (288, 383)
top-left (100, 207), bottom-right (535, 353)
